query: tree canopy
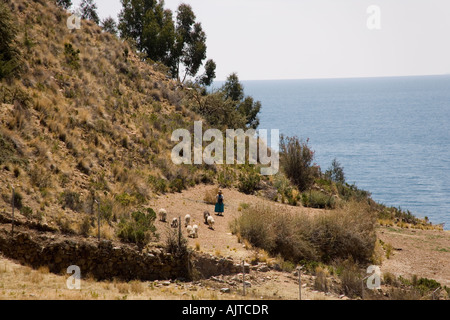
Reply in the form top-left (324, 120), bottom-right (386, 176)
top-left (80, 0), bottom-right (100, 25)
top-left (118, 0), bottom-right (214, 84)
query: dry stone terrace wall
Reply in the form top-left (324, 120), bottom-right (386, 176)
top-left (0, 226), bottom-right (241, 281)
top-left (0, 228), bottom-right (190, 281)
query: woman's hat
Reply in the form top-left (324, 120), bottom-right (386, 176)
top-left (218, 190), bottom-right (223, 194)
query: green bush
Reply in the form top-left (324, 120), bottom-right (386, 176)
top-left (117, 209), bottom-right (158, 246)
top-left (302, 190), bottom-right (335, 209)
top-left (415, 278), bottom-right (441, 294)
top-left (324, 158), bottom-right (345, 184)
top-left (64, 43), bottom-right (80, 69)
top-left (115, 192), bottom-right (136, 206)
top-left (337, 183), bottom-right (370, 202)
top-left (12, 191), bottom-right (23, 210)
top-left (0, 2), bottom-right (20, 79)
top-left (60, 190), bottom-right (82, 212)
top-left (20, 206), bottom-right (33, 219)
top-left (279, 136), bottom-right (315, 192)
top-left (169, 176), bottom-right (186, 193)
top-left (237, 166), bottom-right (260, 194)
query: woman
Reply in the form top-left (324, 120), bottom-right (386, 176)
top-left (215, 190), bottom-right (224, 216)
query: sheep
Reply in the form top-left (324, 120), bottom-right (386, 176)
top-left (186, 225), bottom-right (194, 238)
top-left (171, 218), bottom-right (179, 228)
top-left (184, 214), bottom-right (191, 227)
top-left (158, 208), bottom-right (167, 222)
top-left (207, 215), bottom-right (215, 230)
top-left (192, 225), bottom-right (199, 238)
top-left (203, 211), bottom-right (211, 224)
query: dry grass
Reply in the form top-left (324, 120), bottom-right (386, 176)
top-left (204, 187), bottom-right (219, 205)
top-left (231, 200), bottom-right (377, 264)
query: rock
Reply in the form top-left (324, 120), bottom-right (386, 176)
top-left (162, 281), bottom-right (171, 286)
top-left (220, 288), bottom-right (231, 293)
top-left (244, 281), bottom-right (252, 288)
top-left (211, 276), bottom-right (224, 283)
top-left (257, 264), bottom-right (270, 272)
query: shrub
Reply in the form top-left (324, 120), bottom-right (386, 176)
top-left (164, 227), bottom-right (188, 257)
top-left (12, 191), bottom-right (23, 210)
top-left (20, 206), bottom-right (33, 219)
top-left (217, 167), bottom-right (235, 188)
top-left (115, 192), bottom-right (136, 207)
top-left (148, 176), bottom-right (168, 194)
top-left (60, 190), bottom-right (82, 212)
top-left (237, 166), bottom-right (260, 194)
top-left (324, 158), bottom-right (345, 184)
top-left (415, 278), bottom-right (441, 294)
top-left (314, 266), bottom-right (329, 292)
top-left (383, 272), bottom-right (397, 286)
top-left (339, 259), bottom-right (362, 298)
top-left (231, 201), bottom-right (377, 264)
top-left (0, 2), bottom-right (20, 79)
top-left (64, 43), bottom-right (80, 69)
top-left (79, 216), bottom-right (91, 237)
top-left (116, 209), bottom-right (158, 246)
top-left (302, 190), bottom-right (335, 209)
top-left (30, 165), bottom-right (52, 189)
top-left (279, 136), bottom-right (315, 192)
top-left (204, 187), bottom-right (219, 205)
top-left (169, 176), bottom-right (186, 193)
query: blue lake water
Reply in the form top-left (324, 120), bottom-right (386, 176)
top-left (238, 75), bottom-right (450, 229)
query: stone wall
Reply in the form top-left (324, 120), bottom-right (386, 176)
top-left (0, 228), bottom-right (190, 281)
top-left (0, 227), bottom-right (241, 281)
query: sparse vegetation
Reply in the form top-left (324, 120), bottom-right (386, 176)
top-left (117, 208), bottom-right (158, 247)
top-left (231, 200), bottom-right (377, 264)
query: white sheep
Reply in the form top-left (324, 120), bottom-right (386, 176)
top-left (158, 208), bottom-right (167, 222)
top-left (207, 216), bottom-right (215, 230)
top-left (186, 225), bottom-right (194, 238)
top-left (184, 214), bottom-right (191, 227)
top-left (192, 225), bottom-right (199, 238)
top-left (171, 218), bottom-right (179, 228)
top-left (203, 211), bottom-right (211, 224)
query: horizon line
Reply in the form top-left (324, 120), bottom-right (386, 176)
top-left (214, 73), bottom-right (449, 83)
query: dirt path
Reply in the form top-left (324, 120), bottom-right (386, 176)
top-left (377, 226), bottom-right (450, 286)
top-left (150, 184), bottom-right (320, 261)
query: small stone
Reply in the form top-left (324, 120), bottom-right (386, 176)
top-left (258, 265), bottom-right (269, 272)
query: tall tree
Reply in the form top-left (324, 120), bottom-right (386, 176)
top-left (223, 73), bottom-right (244, 102)
top-left (119, 0), bottom-right (175, 63)
top-left (101, 17), bottom-right (118, 35)
top-left (221, 73), bottom-right (261, 129)
top-left (118, 1), bottom-right (210, 83)
top-left (80, 0), bottom-right (100, 25)
top-left (56, 0), bottom-right (72, 10)
top-left (197, 59), bottom-right (216, 87)
top-left (171, 4), bottom-right (207, 83)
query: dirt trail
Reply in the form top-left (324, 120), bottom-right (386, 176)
top-left (377, 226), bottom-right (450, 286)
top-left (150, 184), bottom-right (320, 261)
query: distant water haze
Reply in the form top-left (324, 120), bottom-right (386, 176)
top-left (215, 75), bottom-right (450, 229)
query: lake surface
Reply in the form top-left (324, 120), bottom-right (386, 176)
top-left (239, 75), bottom-right (450, 229)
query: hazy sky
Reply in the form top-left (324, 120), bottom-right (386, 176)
top-left (72, 0), bottom-right (450, 81)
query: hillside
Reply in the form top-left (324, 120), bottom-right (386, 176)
top-left (0, 0), bottom-right (214, 235)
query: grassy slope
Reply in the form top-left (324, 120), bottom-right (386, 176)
top-left (0, 0), bottom-right (212, 235)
